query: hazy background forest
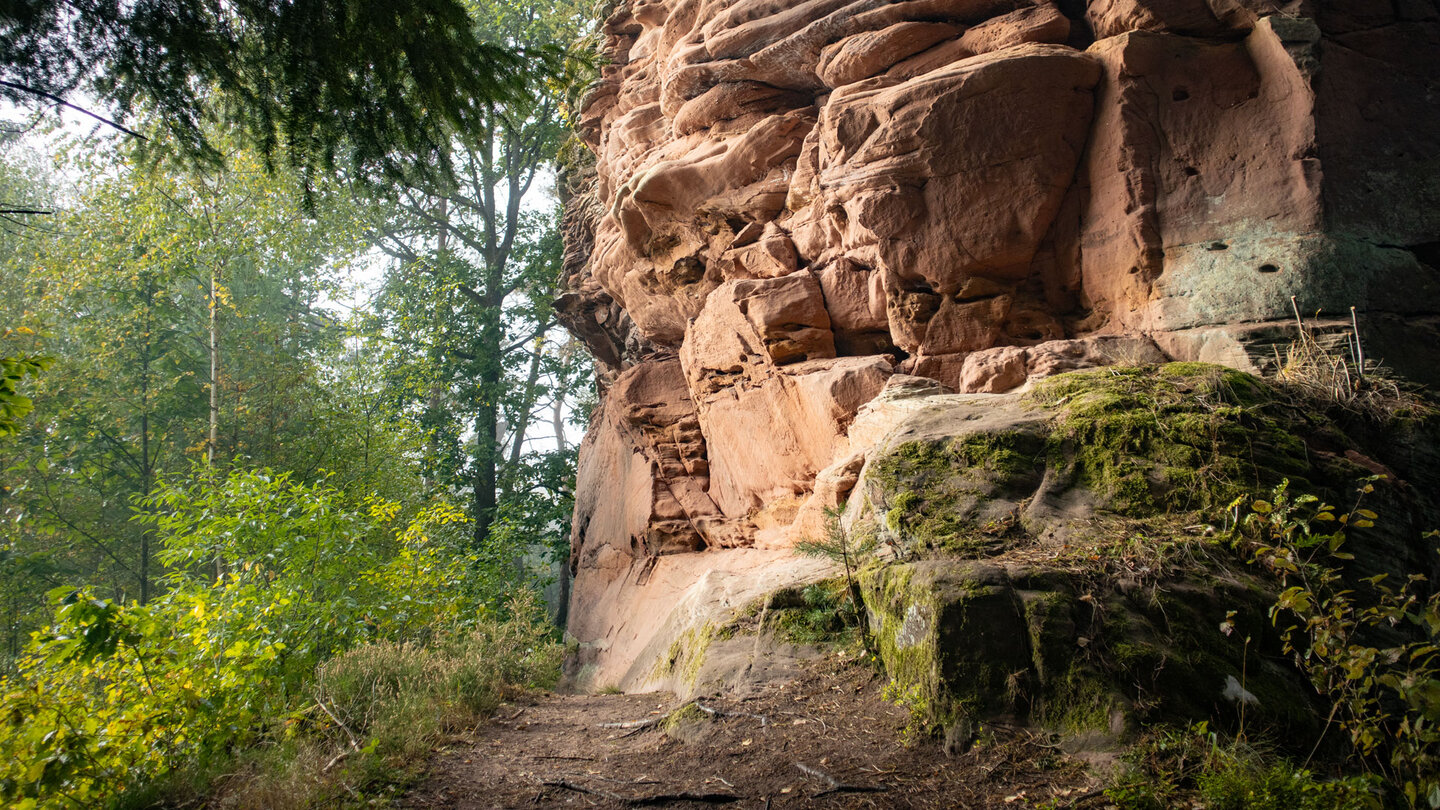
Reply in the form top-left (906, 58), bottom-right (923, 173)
top-left (0, 0), bottom-right (596, 805)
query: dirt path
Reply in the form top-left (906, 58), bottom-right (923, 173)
top-left (402, 657), bottom-right (1101, 809)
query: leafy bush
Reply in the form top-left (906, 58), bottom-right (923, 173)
top-left (1238, 480), bottom-right (1440, 808)
top-left (0, 349), bottom-right (46, 438)
top-left (0, 466), bottom-right (557, 808)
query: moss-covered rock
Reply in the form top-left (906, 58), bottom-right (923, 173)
top-left (650, 622), bottom-right (715, 687)
top-left (858, 363), bottom-right (1323, 560)
top-left (862, 562), bottom-right (1033, 730)
top-left (861, 398), bottom-right (1050, 556)
top-left (845, 363), bottom-right (1437, 746)
top-left (860, 557), bottom-right (1322, 742)
top-left (1027, 363), bottom-right (1311, 514)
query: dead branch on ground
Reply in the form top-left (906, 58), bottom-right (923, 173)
top-left (542, 779), bottom-right (742, 805)
top-left (794, 762), bottom-right (886, 797)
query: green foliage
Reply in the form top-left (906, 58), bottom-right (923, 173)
top-left (0, 0), bottom-right (568, 188)
top-left (1106, 725), bottom-right (1379, 810)
top-left (766, 581), bottom-right (865, 646)
top-left (0, 465), bottom-right (552, 807)
top-left (0, 136), bottom-right (415, 653)
top-left (0, 348), bottom-right (46, 439)
top-left (364, 0), bottom-right (591, 551)
top-left (1237, 480), bottom-right (1440, 807)
top-left (0, 5), bottom-right (592, 806)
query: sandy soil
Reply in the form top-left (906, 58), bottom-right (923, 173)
top-left (401, 656), bottom-right (1102, 809)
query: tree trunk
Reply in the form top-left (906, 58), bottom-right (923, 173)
top-left (472, 400), bottom-right (498, 547)
top-left (507, 335), bottom-right (546, 469)
top-left (473, 327), bottom-right (501, 547)
top-left (552, 380), bottom-right (567, 454)
top-left (556, 554), bottom-right (571, 631)
top-left (208, 262), bottom-right (220, 466)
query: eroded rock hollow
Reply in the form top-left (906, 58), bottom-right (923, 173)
top-left (557, 0), bottom-right (1440, 689)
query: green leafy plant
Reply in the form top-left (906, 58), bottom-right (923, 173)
top-left (767, 581), bottom-right (862, 645)
top-left (0, 347), bottom-right (46, 439)
top-left (0, 465), bottom-right (555, 808)
top-left (1237, 480), bottom-right (1440, 808)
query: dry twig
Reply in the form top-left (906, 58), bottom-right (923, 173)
top-left (314, 695), bottom-right (361, 772)
top-left (695, 699), bottom-right (770, 727)
top-left (542, 779), bottom-right (742, 805)
top-left (598, 716), bottom-right (664, 730)
top-left (794, 762), bottom-right (887, 797)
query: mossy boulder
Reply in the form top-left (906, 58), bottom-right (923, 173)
top-left (859, 362), bottom-right (1316, 559)
top-left (861, 562), bottom-right (1033, 726)
top-left (860, 558), bottom-right (1323, 741)
top-left (846, 362), bottom-right (1439, 745)
top-left (1028, 363), bottom-right (1312, 514)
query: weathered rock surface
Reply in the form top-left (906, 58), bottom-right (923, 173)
top-left (560, 0), bottom-right (1440, 690)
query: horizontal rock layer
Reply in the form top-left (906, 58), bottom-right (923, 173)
top-left (559, 0), bottom-right (1440, 688)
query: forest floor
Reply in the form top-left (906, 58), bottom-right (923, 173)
top-left (401, 655), bottom-right (1107, 809)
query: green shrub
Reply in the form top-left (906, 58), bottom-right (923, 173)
top-left (1238, 480), bottom-right (1440, 807)
top-left (0, 467), bottom-right (560, 808)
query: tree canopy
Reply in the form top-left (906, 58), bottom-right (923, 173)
top-left (0, 0), bottom-right (560, 182)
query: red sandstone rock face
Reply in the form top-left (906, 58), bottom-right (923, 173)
top-left (560, 0), bottom-right (1440, 688)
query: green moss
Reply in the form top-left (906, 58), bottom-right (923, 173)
top-left (1039, 663), bottom-right (1123, 733)
top-left (1021, 590), bottom-right (1076, 687)
top-left (1111, 641), bottom-right (1166, 673)
top-left (716, 579), bottom-right (863, 647)
top-left (864, 364), bottom-right (1315, 557)
top-left (1027, 363), bottom-right (1310, 515)
top-left (950, 431), bottom-right (1038, 477)
top-left (863, 564), bottom-right (945, 735)
top-left (650, 623), bottom-right (715, 686)
top-left (659, 702), bottom-right (708, 733)
top-left (839, 365), bottom-right (1372, 743)
top-left (863, 563), bottom-right (1042, 737)
top-left (868, 428), bottom-right (1046, 555)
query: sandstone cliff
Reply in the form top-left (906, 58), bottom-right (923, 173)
top-left (556, 0), bottom-right (1440, 690)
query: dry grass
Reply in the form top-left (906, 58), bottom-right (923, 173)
top-left (144, 596), bottom-right (564, 810)
top-left (317, 597), bottom-right (563, 759)
top-left (1273, 300), bottom-right (1423, 420)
